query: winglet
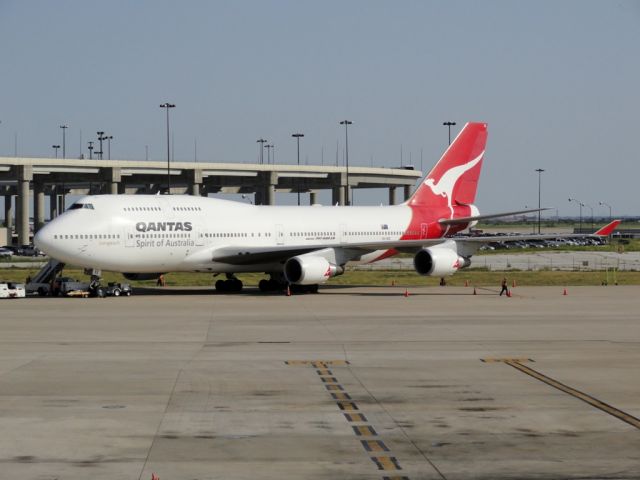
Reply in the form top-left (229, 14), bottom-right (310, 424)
top-left (594, 219), bottom-right (621, 236)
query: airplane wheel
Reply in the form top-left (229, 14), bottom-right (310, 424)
top-left (215, 279), bottom-right (226, 292)
top-left (309, 284), bottom-right (319, 294)
top-left (231, 279), bottom-right (243, 292)
top-left (259, 279), bottom-right (269, 292)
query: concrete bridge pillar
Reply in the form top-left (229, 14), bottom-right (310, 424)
top-left (49, 193), bottom-right (58, 220)
top-left (259, 171), bottom-right (277, 205)
top-left (4, 195), bottom-right (13, 232)
top-left (102, 167), bottom-right (121, 195)
top-left (330, 172), bottom-right (347, 206)
top-left (187, 170), bottom-right (203, 196)
top-left (403, 185), bottom-right (412, 201)
top-left (33, 183), bottom-right (45, 232)
top-left (388, 186), bottom-right (396, 205)
top-left (17, 165), bottom-right (33, 245)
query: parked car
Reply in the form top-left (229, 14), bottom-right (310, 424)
top-left (18, 245), bottom-right (44, 257)
top-left (0, 247), bottom-right (12, 258)
top-left (2, 245), bottom-right (20, 255)
top-left (0, 282), bottom-right (26, 298)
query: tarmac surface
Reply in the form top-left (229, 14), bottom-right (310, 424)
top-left (1, 285), bottom-right (639, 480)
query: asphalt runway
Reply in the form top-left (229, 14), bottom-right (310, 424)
top-left (1, 286), bottom-right (639, 479)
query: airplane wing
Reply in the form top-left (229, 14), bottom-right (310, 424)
top-left (209, 238), bottom-right (448, 265)
top-left (209, 220), bottom-right (621, 265)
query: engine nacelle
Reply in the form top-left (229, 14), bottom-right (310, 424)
top-left (123, 272), bottom-right (164, 281)
top-left (413, 247), bottom-right (469, 276)
top-left (284, 255), bottom-right (344, 285)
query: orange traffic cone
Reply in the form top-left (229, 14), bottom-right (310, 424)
top-left (473, 287), bottom-right (477, 295)
top-left (506, 290), bottom-right (512, 297)
top-left (286, 285), bottom-right (291, 296)
top-left (464, 280), bottom-right (469, 287)
top-left (563, 288), bottom-right (567, 296)
top-left (404, 288), bottom-right (409, 297)
top-left (152, 474), bottom-right (160, 480)
top-left (391, 280), bottom-right (395, 286)
top-left (512, 279), bottom-right (517, 288)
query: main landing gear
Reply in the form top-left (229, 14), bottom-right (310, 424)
top-left (215, 274), bottom-right (243, 293)
top-left (258, 273), bottom-right (319, 294)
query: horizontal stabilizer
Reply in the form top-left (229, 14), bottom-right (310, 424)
top-left (439, 208), bottom-right (551, 225)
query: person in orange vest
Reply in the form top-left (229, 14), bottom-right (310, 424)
top-left (499, 277), bottom-right (509, 296)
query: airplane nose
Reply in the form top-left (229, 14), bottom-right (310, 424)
top-left (33, 223), bottom-right (53, 254)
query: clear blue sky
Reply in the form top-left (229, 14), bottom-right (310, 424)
top-left (1, 0), bottom-right (639, 215)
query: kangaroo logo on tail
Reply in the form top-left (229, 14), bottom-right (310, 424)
top-left (407, 122), bottom-right (487, 211)
top-left (424, 151), bottom-right (484, 216)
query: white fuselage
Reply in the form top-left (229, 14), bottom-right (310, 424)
top-left (35, 194), bottom-right (413, 274)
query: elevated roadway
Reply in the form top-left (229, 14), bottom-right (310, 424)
top-left (0, 156), bottom-right (421, 244)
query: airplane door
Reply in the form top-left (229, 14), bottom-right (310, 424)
top-left (275, 224), bottom-right (285, 245)
top-left (124, 227), bottom-right (136, 247)
top-left (340, 224), bottom-right (347, 244)
top-left (195, 229), bottom-right (204, 246)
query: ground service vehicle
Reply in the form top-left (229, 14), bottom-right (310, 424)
top-left (0, 282), bottom-right (26, 298)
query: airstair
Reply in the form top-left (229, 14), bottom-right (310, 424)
top-left (26, 259), bottom-right (65, 295)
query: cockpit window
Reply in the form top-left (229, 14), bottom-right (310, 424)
top-left (69, 203), bottom-right (94, 210)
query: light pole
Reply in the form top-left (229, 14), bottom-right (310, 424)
top-left (104, 135), bottom-right (113, 160)
top-left (585, 203), bottom-right (594, 229)
top-left (60, 125), bottom-right (68, 158)
top-left (52, 145), bottom-right (60, 158)
top-left (599, 201), bottom-right (612, 222)
top-left (443, 121), bottom-right (456, 146)
top-left (97, 131), bottom-right (105, 160)
top-left (339, 120), bottom-right (352, 205)
top-left (292, 133), bottom-right (304, 205)
top-left (256, 138), bottom-right (267, 164)
top-left (568, 198), bottom-right (584, 233)
top-left (88, 141), bottom-right (94, 160)
top-left (160, 103), bottom-right (176, 193)
top-left (265, 144), bottom-right (273, 164)
top-left (535, 168), bottom-right (545, 234)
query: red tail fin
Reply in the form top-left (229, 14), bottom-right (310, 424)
top-left (408, 122), bottom-right (487, 207)
top-left (594, 219), bottom-right (621, 236)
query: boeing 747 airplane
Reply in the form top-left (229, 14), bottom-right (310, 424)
top-left (34, 123), bottom-right (620, 293)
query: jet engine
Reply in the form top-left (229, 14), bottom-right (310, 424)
top-left (284, 255), bottom-right (344, 285)
top-left (123, 272), bottom-right (164, 281)
top-left (413, 247), bottom-right (469, 276)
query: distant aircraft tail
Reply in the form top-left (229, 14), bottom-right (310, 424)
top-left (594, 219), bottom-right (621, 236)
top-left (407, 122), bottom-right (487, 208)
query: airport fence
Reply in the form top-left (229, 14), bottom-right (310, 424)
top-left (355, 253), bottom-right (640, 272)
